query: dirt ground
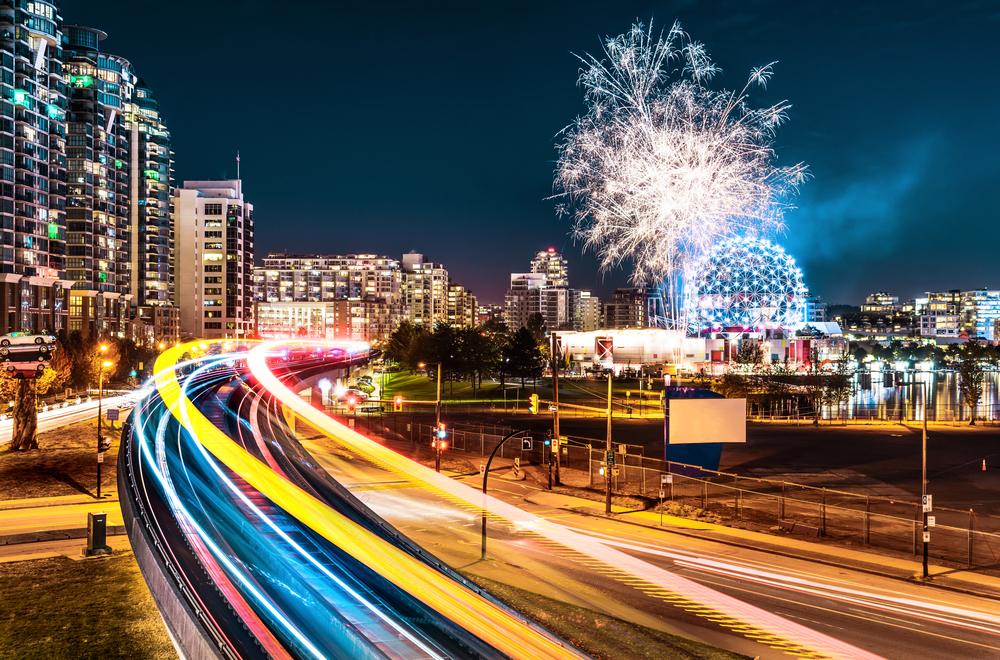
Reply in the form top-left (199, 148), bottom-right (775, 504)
top-left (0, 419), bottom-right (123, 500)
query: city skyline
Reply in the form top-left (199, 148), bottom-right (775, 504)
top-left (59, 1), bottom-right (1000, 307)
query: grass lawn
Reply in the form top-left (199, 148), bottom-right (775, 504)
top-left (0, 418), bottom-right (123, 500)
top-left (380, 373), bottom-right (521, 401)
top-left (0, 553), bottom-right (175, 660)
top-left (463, 574), bottom-right (751, 660)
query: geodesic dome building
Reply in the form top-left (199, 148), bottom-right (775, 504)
top-left (685, 237), bottom-right (806, 332)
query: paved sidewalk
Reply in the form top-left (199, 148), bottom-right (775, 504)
top-left (0, 497), bottom-right (125, 546)
top-left (0, 491), bottom-right (118, 511)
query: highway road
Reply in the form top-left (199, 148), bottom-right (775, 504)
top-left (116, 339), bottom-right (991, 660)
top-left (122, 344), bottom-right (590, 660)
top-left (302, 438), bottom-right (1000, 660)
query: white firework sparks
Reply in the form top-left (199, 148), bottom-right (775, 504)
top-left (685, 236), bottom-right (806, 331)
top-left (553, 20), bottom-right (809, 325)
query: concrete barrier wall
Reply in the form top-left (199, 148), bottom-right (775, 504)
top-left (118, 440), bottom-right (224, 660)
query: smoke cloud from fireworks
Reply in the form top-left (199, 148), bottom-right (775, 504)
top-left (553, 20), bottom-right (809, 320)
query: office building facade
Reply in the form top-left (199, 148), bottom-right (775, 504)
top-left (173, 180), bottom-right (253, 339)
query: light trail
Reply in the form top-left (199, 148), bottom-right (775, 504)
top-left (249, 340), bottom-right (886, 660)
top-left (570, 528), bottom-right (1000, 636)
top-left (152, 342), bottom-right (588, 660)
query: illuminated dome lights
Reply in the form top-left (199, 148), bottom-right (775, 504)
top-left (685, 237), bottom-right (806, 331)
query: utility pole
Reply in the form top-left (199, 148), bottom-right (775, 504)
top-left (551, 332), bottom-right (560, 486)
top-left (606, 371), bottom-right (612, 515)
top-left (921, 379), bottom-right (929, 579)
top-left (435, 363), bottom-right (442, 472)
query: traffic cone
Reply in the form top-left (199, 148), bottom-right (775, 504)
top-left (984, 459), bottom-right (987, 471)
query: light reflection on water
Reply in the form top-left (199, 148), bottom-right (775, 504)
top-left (837, 370), bottom-right (1000, 422)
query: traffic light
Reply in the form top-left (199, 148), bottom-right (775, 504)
top-left (894, 371), bottom-right (904, 387)
top-left (98, 436), bottom-right (112, 452)
top-left (883, 372), bottom-right (894, 388)
top-left (393, 396), bottom-right (403, 412)
top-left (436, 423), bottom-right (447, 439)
top-left (528, 393), bottom-right (539, 414)
top-left (130, 370), bottom-right (137, 378)
top-left (346, 395), bottom-right (358, 411)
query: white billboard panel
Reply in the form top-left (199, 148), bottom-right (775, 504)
top-left (669, 399), bottom-right (746, 444)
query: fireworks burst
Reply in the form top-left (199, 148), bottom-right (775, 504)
top-left (553, 20), bottom-right (809, 326)
top-left (685, 236), bottom-right (806, 331)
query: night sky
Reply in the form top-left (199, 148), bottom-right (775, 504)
top-left (61, 1), bottom-right (1000, 306)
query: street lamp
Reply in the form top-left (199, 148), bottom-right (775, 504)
top-left (419, 362), bottom-right (443, 472)
top-left (96, 359), bottom-right (113, 499)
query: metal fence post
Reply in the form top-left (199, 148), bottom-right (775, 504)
top-left (969, 508), bottom-right (974, 568)
top-left (780, 482), bottom-right (785, 520)
top-left (864, 495), bottom-right (870, 545)
top-left (588, 453), bottom-right (593, 488)
top-left (733, 475), bottom-right (739, 515)
top-left (821, 488), bottom-right (826, 536)
top-left (702, 479), bottom-right (708, 509)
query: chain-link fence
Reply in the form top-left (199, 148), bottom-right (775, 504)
top-left (351, 415), bottom-right (1000, 568)
top-left (589, 448), bottom-right (1000, 568)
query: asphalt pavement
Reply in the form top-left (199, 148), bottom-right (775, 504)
top-left (302, 436), bottom-right (1000, 660)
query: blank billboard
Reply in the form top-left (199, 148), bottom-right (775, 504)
top-left (668, 398), bottom-right (746, 444)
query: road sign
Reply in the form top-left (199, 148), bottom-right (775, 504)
top-left (348, 418), bottom-right (355, 428)
top-left (522, 437), bottom-right (533, 451)
top-left (922, 494), bottom-right (932, 512)
top-left (928, 516), bottom-right (936, 527)
top-left (479, 464), bottom-right (485, 475)
top-left (923, 532), bottom-right (930, 543)
top-left (612, 469), bottom-right (620, 477)
top-left (659, 490), bottom-right (665, 499)
top-left (606, 450), bottom-right (615, 465)
top-left (97, 452), bottom-right (104, 463)
top-left (106, 408), bottom-right (119, 421)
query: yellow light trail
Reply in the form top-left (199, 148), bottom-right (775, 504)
top-left (153, 342), bottom-right (588, 660)
top-left (249, 340), bottom-right (888, 660)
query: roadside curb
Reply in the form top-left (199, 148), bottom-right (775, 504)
top-left (0, 496), bottom-right (119, 512)
top-left (0, 525), bottom-right (127, 546)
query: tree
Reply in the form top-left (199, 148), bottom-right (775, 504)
top-left (732, 339), bottom-right (763, 367)
top-left (821, 350), bottom-right (855, 424)
top-left (10, 379), bottom-right (38, 451)
top-left (5, 343), bottom-right (71, 451)
top-left (957, 341), bottom-right (986, 425)
top-left (526, 313), bottom-right (547, 346)
top-left (801, 346), bottom-right (825, 424)
top-left (384, 321), bottom-right (428, 373)
top-left (507, 327), bottom-right (544, 388)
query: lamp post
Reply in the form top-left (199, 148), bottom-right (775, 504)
top-left (482, 429), bottom-right (528, 560)
top-left (606, 370), bottom-right (613, 515)
top-left (551, 333), bottom-right (561, 486)
top-left (918, 379), bottom-right (929, 579)
top-left (420, 362), bottom-right (443, 472)
top-left (96, 349), bottom-right (112, 499)
top-left (900, 374), bottom-right (930, 578)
